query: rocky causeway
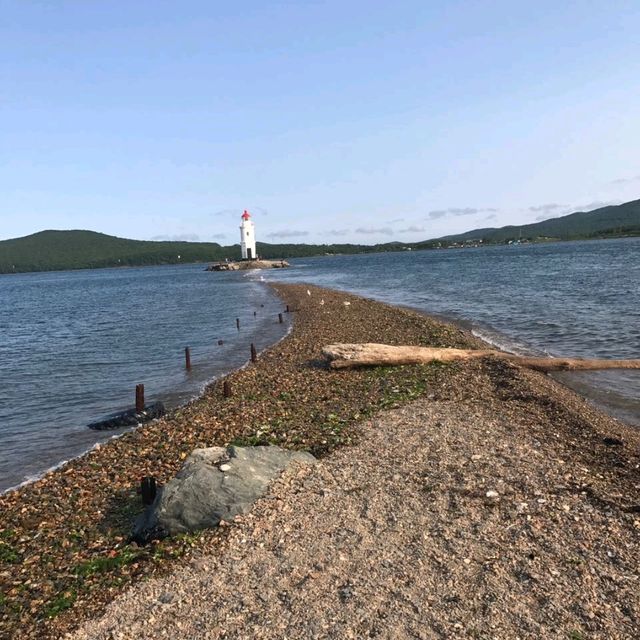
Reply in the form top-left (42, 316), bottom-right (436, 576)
top-left (0, 284), bottom-right (638, 639)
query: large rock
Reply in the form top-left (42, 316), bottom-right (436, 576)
top-left (132, 445), bottom-right (315, 543)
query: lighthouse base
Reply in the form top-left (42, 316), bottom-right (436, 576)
top-left (206, 259), bottom-right (290, 272)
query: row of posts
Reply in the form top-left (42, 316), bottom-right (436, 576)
top-left (134, 305), bottom-right (291, 410)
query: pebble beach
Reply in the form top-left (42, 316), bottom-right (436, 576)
top-left (1, 284), bottom-right (639, 639)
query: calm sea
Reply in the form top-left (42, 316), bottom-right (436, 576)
top-left (1, 239), bottom-right (638, 491)
top-left (0, 265), bottom-right (288, 492)
top-left (262, 238), bottom-right (640, 428)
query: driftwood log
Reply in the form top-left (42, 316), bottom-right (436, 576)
top-left (322, 343), bottom-right (640, 373)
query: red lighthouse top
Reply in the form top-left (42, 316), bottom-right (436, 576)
top-left (241, 210), bottom-right (251, 220)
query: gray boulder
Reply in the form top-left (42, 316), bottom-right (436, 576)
top-left (132, 445), bottom-right (315, 543)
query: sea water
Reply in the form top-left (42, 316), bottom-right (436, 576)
top-left (262, 238), bottom-right (640, 428)
top-left (1, 239), bottom-right (638, 492)
top-left (0, 264), bottom-right (288, 492)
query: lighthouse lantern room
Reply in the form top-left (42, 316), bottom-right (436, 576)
top-left (240, 210), bottom-right (256, 260)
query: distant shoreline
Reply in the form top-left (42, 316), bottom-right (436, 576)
top-left (1, 234), bottom-right (638, 276)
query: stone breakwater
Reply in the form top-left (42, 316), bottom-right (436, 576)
top-left (205, 259), bottom-right (289, 271)
top-left (0, 284), bottom-right (638, 639)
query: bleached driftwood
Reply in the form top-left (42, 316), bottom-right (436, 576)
top-left (322, 343), bottom-right (640, 372)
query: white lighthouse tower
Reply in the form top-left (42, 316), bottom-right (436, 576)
top-left (240, 210), bottom-right (256, 260)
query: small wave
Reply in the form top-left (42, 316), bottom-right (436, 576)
top-left (3, 457), bottom-right (70, 494)
top-left (471, 326), bottom-right (542, 357)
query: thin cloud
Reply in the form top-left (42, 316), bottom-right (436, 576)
top-left (484, 214), bottom-right (497, 221)
top-left (398, 225), bottom-right (425, 233)
top-left (532, 200), bottom-right (621, 222)
top-left (214, 207), bottom-right (268, 217)
top-left (355, 226), bottom-right (394, 235)
top-left (386, 217), bottom-right (405, 224)
top-left (572, 200), bottom-right (620, 212)
top-left (528, 203), bottom-right (564, 213)
top-left (325, 229), bottom-right (350, 237)
top-left (211, 233), bottom-right (227, 240)
top-left (426, 207), bottom-right (497, 220)
top-left (266, 230), bottom-right (309, 239)
top-left (213, 208), bottom-right (239, 217)
top-left (610, 175), bottom-right (640, 185)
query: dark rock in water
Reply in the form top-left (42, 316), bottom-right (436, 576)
top-left (132, 445), bottom-right (316, 544)
top-left (87, 401), bottom-right (165, 431)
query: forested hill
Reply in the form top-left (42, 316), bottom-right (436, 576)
top-left (431, 199), bottom-right (640, 244)
top-left (0, 230), bottom-right (399, 274)
top-left (2, 198), bottom-right (640, 273)
top-left (0, 230), bottom-right (231, 273)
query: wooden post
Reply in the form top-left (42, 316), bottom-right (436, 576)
top-left (278, 313), bottom-right (283, 324)
top-left (250, 343), bottom-right (257, 362)
top-left (185, 346), bottom-right (192, 370)
top-left (223, 380), bottom-right (232, 398)
top-left (254, 311), bottom-right (257, 317)
top-left (135, 384), bottom-right (145, 413)
top-left (140, 476), bottom-right (156, 506)
top-left (286, 305), bottom-right (290, 313)
top-left (236, 318), bottom-right (240, 330)
top-left (218, 339), bottom-right (224, 345)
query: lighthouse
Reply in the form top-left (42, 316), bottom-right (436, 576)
top-left (240, 210), bottom-right (256, 260)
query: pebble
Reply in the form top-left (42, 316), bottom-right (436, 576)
top-left (219, 464), bottom-right (231, 472)
top-left (486, 490), bottom-right (500, 499)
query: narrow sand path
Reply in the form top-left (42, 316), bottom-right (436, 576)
top-left (70, 395), bottom-right (639, 639)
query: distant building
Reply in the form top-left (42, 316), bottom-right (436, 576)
top-left (240, 210), bottom-right (256, 260)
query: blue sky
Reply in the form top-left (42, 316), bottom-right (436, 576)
top-left (1, 1), bottom-right (640, 243)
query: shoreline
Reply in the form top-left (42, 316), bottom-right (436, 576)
top-left (1, 284), bottom-right (638, 639)
top-left (2, 235), bottom-right (640, 277)
top-left (290, 286), bottom-right (640, 430)
top-left (0, 274), bottom-right (291, 495)
top-left (0, 319), bottom-right (295, 497)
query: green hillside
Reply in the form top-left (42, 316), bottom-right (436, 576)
top-left (0, 230), bottom-right (400, 274)
top-left (0, 230), bottom-right (234, 273)
top-left (432, 199), bottom-right (640, 245)
top-left (2, 199), bottom-right (639, 274)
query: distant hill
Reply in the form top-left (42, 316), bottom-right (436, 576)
top-left (2, 199), bottom-right (639, 274)
top-left (0, 230), bottom-right (400, 274)
top-left (430, 199), bottom-right (640, 245)
top-left (0, 230), bottom-right (234, 274)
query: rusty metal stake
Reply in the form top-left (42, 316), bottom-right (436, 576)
top-left (223, 380), bottom-right (232, 398)
top-left (278, 313), bottom-right (283, 324)
top-left (185, 346), bottom-right (192, 370)
top-left (135, 384), bottom-right (145, 413)
top-left (250, 343), bottom-right (257, 363)
top-left (236, 318), bottom-right (240, 330)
